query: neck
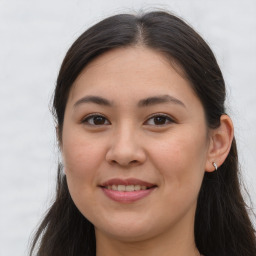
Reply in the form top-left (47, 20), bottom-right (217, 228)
top-left (96, 237), bottom-right (200, 256)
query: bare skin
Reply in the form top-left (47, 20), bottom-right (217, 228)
top-left (61, 46), bottom-right (233, 256)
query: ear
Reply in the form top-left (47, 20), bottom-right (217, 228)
top-left (205, 115), bottom-right (234, 172)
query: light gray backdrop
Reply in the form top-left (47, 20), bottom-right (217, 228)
top-left (0, 0), bottom-right (255, 255)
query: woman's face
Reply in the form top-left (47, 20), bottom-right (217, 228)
top-left (62, 47), bottom-right (211, 242)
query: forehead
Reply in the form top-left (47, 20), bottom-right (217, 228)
top-left (68, 46), bottom-right (199, 107)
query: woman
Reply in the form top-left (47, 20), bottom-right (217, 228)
top-left (30, 11), bottom-right (256, 256)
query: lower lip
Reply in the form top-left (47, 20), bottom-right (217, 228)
top-left (101, 187), bottom-right (156, 203)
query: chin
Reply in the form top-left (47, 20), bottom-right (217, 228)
top-left (93, 212), bottom-right (171, 243)
top-left (96, 224), bottom-right (156, 242)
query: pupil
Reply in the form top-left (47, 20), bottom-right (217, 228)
top-left (154, 116), bottom-right (166, 125)
top-left (94, 116), bottom-right (105, 125)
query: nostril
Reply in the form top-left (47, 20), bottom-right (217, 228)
top-left (109, 159), bottom-right (139, 166)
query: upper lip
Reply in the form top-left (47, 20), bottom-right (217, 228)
top-left (100, 178), bottom-right (156, 188)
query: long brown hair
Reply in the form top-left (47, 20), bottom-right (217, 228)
top-left (30, 11), bottom-right (256, 256)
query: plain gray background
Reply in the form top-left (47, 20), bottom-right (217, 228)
top-left (0, 0), bottom-right (255, 255)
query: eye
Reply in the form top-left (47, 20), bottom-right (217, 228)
top-left (82, 114), bottom-right (110, 126)
top-left (145, 114), bottom-right (175, 126)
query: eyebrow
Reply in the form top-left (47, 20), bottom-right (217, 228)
top-left (74, 96), bottom-right (112, 108)
top-left (138, 95), bottom-right (186, 108)
top-left (73, 94), bottom-right (186, 108)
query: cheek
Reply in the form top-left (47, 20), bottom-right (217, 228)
top-left (62, 131), bottom-right (105, 180)
top-left (150, 130), bottom-right (207, 189)
top-left (62, 131), bottom-right (107, 212)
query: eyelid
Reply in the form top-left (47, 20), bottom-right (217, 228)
top-left (81, 113), bottom-right (111, 125)
top-left (80, 112), bottom-right (175, 126)
top-left (144, 113), bottom-right (175, 125)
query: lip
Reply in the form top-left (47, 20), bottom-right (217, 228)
top-left (100, 178), bottom-right (155, 187)
top-left (99, 178), bottom-right (157, 203)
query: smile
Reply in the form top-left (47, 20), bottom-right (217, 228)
top-left (104, 184), bottom-right (149, 191)
top-left (100, 178), bottom-right (157, 203)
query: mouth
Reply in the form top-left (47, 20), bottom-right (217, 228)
top-left (102, 184), bottom-right (155, 191)
top-left (100, 178), bottom-right (157, 190)
top-left (99, 178), bottom-right (157, 203)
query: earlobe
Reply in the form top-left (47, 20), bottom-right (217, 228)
top-left (205, 115), bottom-right (234, 172)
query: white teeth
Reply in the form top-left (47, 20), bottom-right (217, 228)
top-left (117, 185), bottom-right (125, 191)
top-left (112, 185), bottom-right (118, 191)
top-left (126, 185), bottom-right (134, 191)
top-left (134, 185), bottom-right (141, 191)
top-left (106, 185), bottom-right (149, 191)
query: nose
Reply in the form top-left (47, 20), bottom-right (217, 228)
top-left (105, 126), bottom-right (146, 167)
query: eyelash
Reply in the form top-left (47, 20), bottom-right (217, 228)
top-left (81, 113), bottom-right (110, 126)
top-left (145, 114), bottom-right (175, 126)
top-left (81, 113), bottom-right (175, 126)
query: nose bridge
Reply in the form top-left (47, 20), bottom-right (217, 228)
top-left (106, 121), bottom-right (146, 166)
top-left (115, 121), bottom-right (135, 144)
